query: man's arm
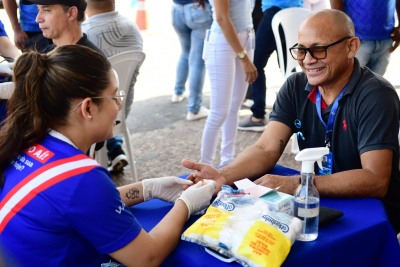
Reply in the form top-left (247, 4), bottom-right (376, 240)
top-left (221, 121), bottom-right (292, 184)
top-left (316, 149), bottom-right (392, 198)
top-left (3, 0), bottom-right (29, 50)
top-left (256, 149), bottom-right (392, 198)
top-left (182, 121), bottom-right (292, 190)
top-left (329, 0), bottom-right (344, 10)
top-left (0, 36), bottom-right (21, 60)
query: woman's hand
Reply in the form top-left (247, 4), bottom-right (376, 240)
top-left (142, 176), bottom-right (193, 202)
top-left (176, 180), bottom-right (217, 219)
top-left (240, 57), bottom-right (258, 84)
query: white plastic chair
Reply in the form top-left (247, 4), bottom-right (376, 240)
top-left (271, 8), bottom-right (313, 153)
top-left (271, 7), bottom-right (313, 78)
top-left (95, 50), bottom-right (146, 182)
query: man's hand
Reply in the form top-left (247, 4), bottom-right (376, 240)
top-left (390, 26), bottom-right (400, 52)
top-left (254, 174), bottom-right (300, 195)
top-left (142, 176), bottom-right (193, 202)
top-left (14, 28), bottom-right (29, 50)
top-left (181, 159), bottom-right (227, 191)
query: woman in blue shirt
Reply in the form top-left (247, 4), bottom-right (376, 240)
top-left (0, 45), bottom-right (216, 266)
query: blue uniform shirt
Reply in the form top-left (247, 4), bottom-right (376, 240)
top-left (0, 132), bottom-right (142, 266)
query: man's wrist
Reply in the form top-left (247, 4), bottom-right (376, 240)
top-left (218, 169), bottom-right (230, 185)
top-left (12, 24), bottom-right (22, 31)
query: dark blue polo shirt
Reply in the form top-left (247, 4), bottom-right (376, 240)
top-left (270, 59), bottom-right (400, 233)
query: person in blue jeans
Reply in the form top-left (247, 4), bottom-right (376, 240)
top-left (238, 0), bottom-right (303, 132)
top-left (330, 0), bottom-right (400, 76)
top-left (171, 0), bottom-right (212, 121)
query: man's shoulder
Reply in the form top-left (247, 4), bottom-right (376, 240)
top-left (82, 12), bottom-right (139, 35)
top-left (347, 66), bottom-right (399, 109)
top-left (40, 43), bottom-right (57, 53)
top-left (355, 67), bottom-right (395, 93)
top-left (77, 34), bottom-right (104, 56)
top-left (84, 11), bottom-right (131, 25)
top-left (285, 72), bottom-right (309, 89)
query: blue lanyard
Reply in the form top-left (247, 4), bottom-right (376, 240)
top-left (316, 86), bottom-right (347, 149)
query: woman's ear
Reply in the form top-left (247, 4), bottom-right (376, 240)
top-left (78, 98), bottom-right (94, 120)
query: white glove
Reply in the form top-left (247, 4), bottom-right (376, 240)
top-left (142, 176), bottom-right (193, 202)
top-left (0, 82), bottom-right (14, 99)
top-left (177, 179), bottom-right (217, 219)
top-left (0, 62), bottom-right (13, 76)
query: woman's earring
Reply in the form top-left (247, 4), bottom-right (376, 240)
top-left (88, 115), bottom-right (93, 119)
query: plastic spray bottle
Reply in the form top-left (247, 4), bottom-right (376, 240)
top-left (294, 147), bottom-right (329, 242)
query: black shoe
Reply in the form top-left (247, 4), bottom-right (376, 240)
top-left (238, 116), bottom-right (266, 132)
top-left (108, 147), bottom-right (128, 173)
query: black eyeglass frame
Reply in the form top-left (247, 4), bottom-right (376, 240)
top-left (289, 36), bottom-right (353, 60)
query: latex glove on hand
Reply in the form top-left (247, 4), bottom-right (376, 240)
top-left (0, 62), bottom-right (13, 76)
top-left (177, 179), bottom-right (217, 219)
top-left (142, 176), bottom-right (193, 202)
top-left (0, 82), bottom-right (14, 99)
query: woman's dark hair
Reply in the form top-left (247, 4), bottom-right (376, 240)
top-left (0, 45), bottom-right (112, 186)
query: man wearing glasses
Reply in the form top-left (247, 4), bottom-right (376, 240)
top-left (182, 9), bottom-right (400, 235)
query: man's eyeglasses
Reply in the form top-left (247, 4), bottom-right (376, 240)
top-left (289, 36), bottom-right (352, 60)
top-left (73, 90), bottom-right (126, 111)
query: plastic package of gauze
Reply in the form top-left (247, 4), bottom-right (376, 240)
top-left (182, 186), bottom-right (302, 267)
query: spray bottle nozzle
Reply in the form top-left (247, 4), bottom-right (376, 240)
top-left (295, 147), bottom-right (329, 173)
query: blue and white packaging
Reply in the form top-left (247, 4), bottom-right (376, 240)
top-left (234, 178), bottom-right (294, 215)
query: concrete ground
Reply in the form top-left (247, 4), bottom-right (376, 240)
top-left (2, 1), bottom-right (400, 186)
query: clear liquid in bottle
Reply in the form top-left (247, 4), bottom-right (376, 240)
top-left (294, 196), bottom-right (319, 241)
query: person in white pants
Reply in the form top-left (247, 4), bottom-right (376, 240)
top-left (200, 0), bottom-right (257, 165)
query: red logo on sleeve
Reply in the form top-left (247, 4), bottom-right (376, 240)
top-left (342, 119), bottom-right (348, 131)
top-left (25, 144), bottom-right (55, 163)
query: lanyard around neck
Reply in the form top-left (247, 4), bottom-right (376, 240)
top-left (316, 86), bottom-right (347, 149)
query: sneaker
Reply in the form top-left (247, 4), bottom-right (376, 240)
top-left (171, 94), bottom-right (186, 103)
top-left (238, 116), bottom-right (266, 132)
top-left (242, 99), bottom-right (254, 108)
top-left (107, 147), bottom-right (128, 173)
top-left (186, 106), bottom-right (209, 121)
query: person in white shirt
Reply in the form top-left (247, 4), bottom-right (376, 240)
top-left (82, 0), bottom-right (144, 173)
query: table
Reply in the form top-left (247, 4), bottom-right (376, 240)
top-left (131, 165), bottom-right (400, 267)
